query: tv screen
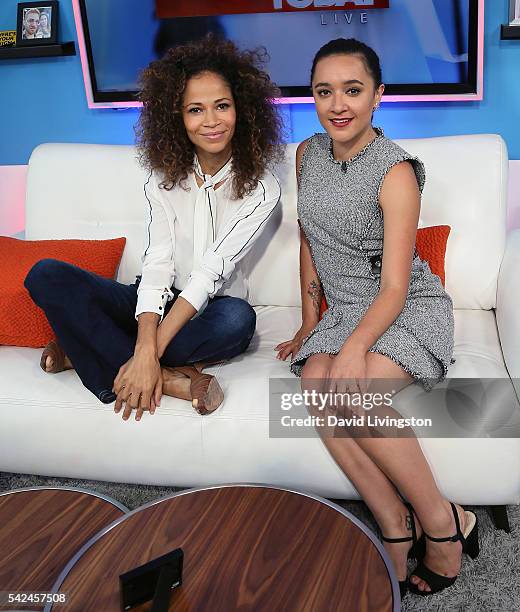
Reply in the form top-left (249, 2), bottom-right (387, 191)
top-left (75, 0), bottom-right (483, 107)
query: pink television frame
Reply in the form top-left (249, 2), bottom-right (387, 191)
top-left (72, 0), bottom-right (485, 110)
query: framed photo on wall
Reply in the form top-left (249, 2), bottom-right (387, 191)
top-left (17, 1), bottom-right (59, 46)
top-left (511, 0), bottom-right (520, 25)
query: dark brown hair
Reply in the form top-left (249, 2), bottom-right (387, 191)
top-left (311, 38), bottom-right (383, 89)
top-left (136, 35), bottom-right (284, 199)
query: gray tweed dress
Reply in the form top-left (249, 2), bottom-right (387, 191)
top-left (290, 128), bottom-right (454, 390)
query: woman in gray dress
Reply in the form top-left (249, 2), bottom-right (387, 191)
top-left (276, 39), bottom-right (479, 597)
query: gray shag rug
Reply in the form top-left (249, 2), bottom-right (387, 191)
top-left (1, 471), bottom-right (518, 611)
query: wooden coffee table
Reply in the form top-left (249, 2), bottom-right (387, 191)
top-left (48, 485), bottom-right (399, 612)
top-left (0, 487), bottom-right (127, 611)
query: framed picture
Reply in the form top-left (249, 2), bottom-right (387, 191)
top-left (510, 0), bottom-right (520, 25)
top-left (17, 1), bottom-right (58, 46)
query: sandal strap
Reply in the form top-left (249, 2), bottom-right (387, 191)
top-left (381, 501), bottom-right (419, 545)
top-left (450, 501), bottom-right (463, 538)
top-left (411, 561), bottom-right (457, 593)
top-left (423, 502), bottom-right (465, 544)
top-left (424, 533), bottom-right (462, 543)
top-left (381, 535), bottom-right (413, 544)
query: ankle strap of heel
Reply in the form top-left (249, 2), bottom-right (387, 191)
top-left (381, 502), bottom-right (418, 544)
top-left (381, 534), bottom-right (414, 544)
top-left (424, 502), bottom-right (465, 544)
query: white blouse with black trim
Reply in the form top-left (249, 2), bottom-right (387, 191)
top-left (135, 165), bottom-right (281, 321)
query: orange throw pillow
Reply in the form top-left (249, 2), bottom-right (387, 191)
top-left (415, 225), bottom-right (450, 287)
top-left (319, 225), bottom-right (450, 319)
top-left (0, 237), bottom-right (126, 348)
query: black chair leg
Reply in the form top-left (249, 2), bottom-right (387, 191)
top-left (489, 505), bottom-right (511, 533)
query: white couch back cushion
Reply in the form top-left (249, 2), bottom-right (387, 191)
top-left (25, 135), bottom-right (507, 310)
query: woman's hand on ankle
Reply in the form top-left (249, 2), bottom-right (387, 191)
top-left (112, 350), bottom-right (163, 421)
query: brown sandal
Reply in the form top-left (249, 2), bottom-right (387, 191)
top-left (40, 340), bottom-right (70, 374)
top-left (163, 366), bottom-right (224, 415)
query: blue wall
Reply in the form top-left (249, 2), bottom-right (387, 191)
top-left (0, 0), bottom-right (519, 165)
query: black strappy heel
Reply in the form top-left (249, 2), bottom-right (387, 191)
top-left (409, 502), bottom-right (479, 596)
top-left (381, 502), bottom-right (426, 598)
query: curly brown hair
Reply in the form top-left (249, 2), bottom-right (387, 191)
top-left (135, 35), bottom-right (284, 199)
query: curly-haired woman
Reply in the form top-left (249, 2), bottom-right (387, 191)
top-left (25, 36), bottom-right (282, 421)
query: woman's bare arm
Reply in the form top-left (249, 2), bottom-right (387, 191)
top-left (276, 139), bottom-right (323, 360)
top-left (155, 297), bottom-right (196, 358)
top-left (299, 224), bottom-right (322, 326)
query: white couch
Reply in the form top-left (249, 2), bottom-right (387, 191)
top-left (1, 135), bottom-right (519, 525)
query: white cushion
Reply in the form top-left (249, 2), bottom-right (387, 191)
top-left (1, 308), bottom-right (518, 503)
top-left (25, 136), bottom-right (508, 310)
top-left (25, 144), bottom-right (149, 286)
top-left (395, 135), bottom-right (508, 310)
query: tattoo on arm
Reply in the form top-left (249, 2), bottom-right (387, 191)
top-left (307, 279), bottom-right (323, 317)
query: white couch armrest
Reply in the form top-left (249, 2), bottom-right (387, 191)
top-left (497, 230), bottom-right (520, 383)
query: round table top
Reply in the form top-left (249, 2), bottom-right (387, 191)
top-left (0, 487), bottom-right (127, 610)
top-left (49, 484), bottom-right (398, 612)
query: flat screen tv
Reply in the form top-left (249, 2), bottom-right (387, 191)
top-left (73, 0), bottom-right (484, 109)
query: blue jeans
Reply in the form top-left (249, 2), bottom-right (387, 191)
top-left (24, 259), bottom-right (256, 404)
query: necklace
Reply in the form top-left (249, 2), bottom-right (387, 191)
top-left (329, 127), bottom-right (384, 168)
